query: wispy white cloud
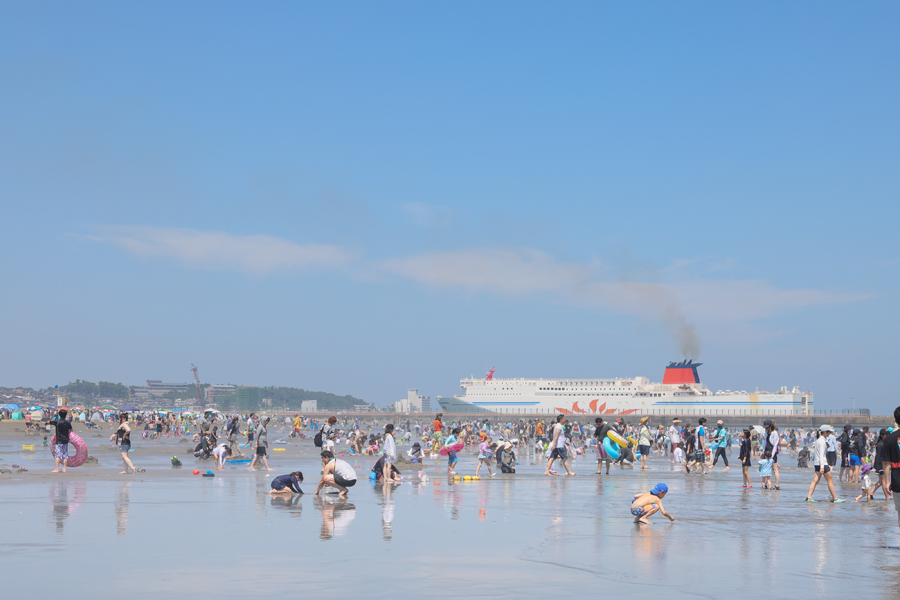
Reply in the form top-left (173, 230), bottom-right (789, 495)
top-left (382, 248), bottom-right (594, 294)
top-left (379, 247), bottom-right (872, 356)
top-left (98, 226), bottom-right (352, 275)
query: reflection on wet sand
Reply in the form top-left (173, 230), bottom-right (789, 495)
top-left (115, 482), bottom-right (130, 535)
top-left (270, 493), bottom-right (303, 517)
top-left (381, 484), bottom-right (394, 540)
top-left (315, 496), bottom-right (356, 540)
top-left (48, 481), bottom-right (86, 533)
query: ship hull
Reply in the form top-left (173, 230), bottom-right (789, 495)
top-left (444, 369), bottom-right (812, 416)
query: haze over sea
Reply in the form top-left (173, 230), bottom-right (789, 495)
top-left (1, 4), bottom-right (898, 409)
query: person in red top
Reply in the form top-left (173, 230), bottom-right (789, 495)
top-left (432, 413), bottom-right (444, 453)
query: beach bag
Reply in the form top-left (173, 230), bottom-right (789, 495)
top-left (314, 431), bottom-right (323, 448)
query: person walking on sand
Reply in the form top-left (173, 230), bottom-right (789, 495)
top-left (806, 425), bottom-right (843, 503)
top-left (226, 416), bottom-right (244, 457)
top-left (545, 414), bottom-right (576, 476)
top-left (111, 413), bottom-right (137, 475)
top-left (638, 417), bottom-right (653, 471)
top-left (49, 409), bottom-right (72, 474)
top-left (668, 418), bottom-right (682, 463)
top-left (739, 429), bottom-right (752, 487)
top-left (839, 424), bottom-right (853, 483)
top-left (432, 413), bottom-right (444, 454)
top-left (476, 436), bottom-right (495, 477)
top-left (764, 420), bottom-right (781, 489)
top-left (712, 420), bottom-right (730, 472)
top-left (249, 416), bottom-right (273, 471)
top-left (593, 417), bottom-right (614, 474)
top-left (382, 424), bottom-right (397, 482)
top-left (631, 483), bottom-right (675, 525)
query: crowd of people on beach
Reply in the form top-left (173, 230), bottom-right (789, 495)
top-left (25, 405), bottom-right (900, 528)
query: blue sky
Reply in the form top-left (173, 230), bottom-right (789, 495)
top-left (1, 3), bottom-right (897, 412)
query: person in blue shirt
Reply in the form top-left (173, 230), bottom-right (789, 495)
top-left (694, 418), bottom-right (711, 475)
top-left (270, 471), bottom-right (304, 495)
top-left (758, 451), bottom-right (774, 489)
top-left (711, 420), bottom-right (730, 472)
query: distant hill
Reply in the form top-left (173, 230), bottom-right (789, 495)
top-left (2, 380), bottom-right (370, 412)
top-left (210, 386), bottom-right (370, 412)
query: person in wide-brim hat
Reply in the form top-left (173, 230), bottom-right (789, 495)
top-left (639, 416), bottom-right (650, 425)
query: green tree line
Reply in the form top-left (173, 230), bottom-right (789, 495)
top-left (53, 380), bottom-right (131, 399)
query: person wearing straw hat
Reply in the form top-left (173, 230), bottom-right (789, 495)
top-left (638, 417), bottom-right (652, 470)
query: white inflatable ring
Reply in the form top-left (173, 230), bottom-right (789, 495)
top-left (607, 430), bottom-right (628, 448)
top-left (50, 432), bottom-right (89, 468)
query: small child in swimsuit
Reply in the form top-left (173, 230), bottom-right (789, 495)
top-left (631, 483), bottom-right (675, 525)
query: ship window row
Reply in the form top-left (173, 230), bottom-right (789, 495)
top-left (539, 387), bottom-right (634, 391)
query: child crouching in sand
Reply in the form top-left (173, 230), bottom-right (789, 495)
top-left (631, 483), bottom-right (675, 525)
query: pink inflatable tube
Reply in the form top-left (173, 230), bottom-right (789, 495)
top-left (50, 432), bottom-right (89, 468)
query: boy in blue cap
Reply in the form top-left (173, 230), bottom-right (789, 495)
top-left (631, 483), bottom-right (675, 525)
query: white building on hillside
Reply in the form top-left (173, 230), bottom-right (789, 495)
top-left (394, 389), bottom-right (431, 413)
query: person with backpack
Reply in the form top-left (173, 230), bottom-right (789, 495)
top-left (318, 416), bottom-right (337, 451)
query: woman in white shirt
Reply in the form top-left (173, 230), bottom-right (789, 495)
top-left (806, 426), bottom-right (842, 502)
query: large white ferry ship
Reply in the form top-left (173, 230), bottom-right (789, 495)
top-left (439, 362), bottom-right (813, 416)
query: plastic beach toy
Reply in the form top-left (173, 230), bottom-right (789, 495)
top-left (603, 437), bottom-right (620, 460)
top-left (439, 441), bottom-right (465, 456)
top-left (606, 431), bottom-right (627, 448)
top-left (50, 432), bottom-right (88, 468)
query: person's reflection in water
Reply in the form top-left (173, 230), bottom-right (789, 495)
top-left (374, 484), bottom-right (394, 540)
top-left (631, 526), bottom-right (666, 561)
top-left (270, 493), bottom-right (303, 517)
top-left (315, 496), bottom-right (355, 540)
top-left (115, 481), bottom-right (131, 535)
top-left (48, 481), bottom-right (86, 534)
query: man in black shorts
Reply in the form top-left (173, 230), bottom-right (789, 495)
top-left (248, 416), bottom-right (273, 471)
top-left (882, 406), bottom-right (900, 532)
top-left (317, 451), bottom-right (357, 497)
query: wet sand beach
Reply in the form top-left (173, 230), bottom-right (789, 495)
top-left (2, 421), bottom-right (899, 598)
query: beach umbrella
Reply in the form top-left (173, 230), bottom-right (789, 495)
top-left (119, 406), bottom-right (137, 412)
top-left (6, 404), bottom-right (20, 410)
top-left (100, 405), bottom-right (116, 410)
top-left (752, 425), bottom-right (765, 435)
